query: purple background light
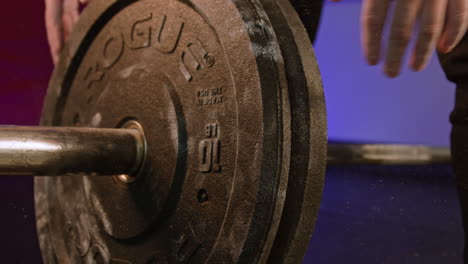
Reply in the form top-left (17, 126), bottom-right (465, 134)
top-left (0, 1), bottom-right (49, 262)
top-left (316, 1), bottom-right (454, 147)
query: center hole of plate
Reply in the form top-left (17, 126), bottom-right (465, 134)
top-left (114, 119), bottom-right (147, 184)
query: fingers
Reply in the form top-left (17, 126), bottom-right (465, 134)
top-left (384, 0), bottom-right (423, 77)
top-left (410, 0), bottom-right (447, 71)
top-left (45, 0), bottom-right (82, 64)
top-left (361, 0), bottom-right (467, 77)
top-left (62, 0), bottom-right (80, 41)
top-left (361, 0), bottom-right (393, 65)
top-left (45, 0), bottom-right (64, 64)
top-left (437, 0), bottom-right (468, 53)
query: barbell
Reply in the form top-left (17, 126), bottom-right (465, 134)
top-left (0, 0), bottom-right (450, 263)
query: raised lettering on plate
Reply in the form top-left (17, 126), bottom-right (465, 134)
top-left (179, 38), bottom-right (213, 82)
top-left (199, 123), bottom-right (221, 173)
top-left (155, 15), bottom-right (184, 54)
top-left (101, 34), bottom-right (124, 68)
top-left (128, 14), bottom-right (153, 49)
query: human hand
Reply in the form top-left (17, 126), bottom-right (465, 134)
top-left (361, 0), bottom-right (468, 77)
top-left (45, 0), bottom-right (89, 64)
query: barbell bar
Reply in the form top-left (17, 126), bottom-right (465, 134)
top-left (0, 124), bottom-right (450, 179)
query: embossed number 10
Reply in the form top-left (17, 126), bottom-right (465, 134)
top-left (198, 123), bottom-right (221, 173)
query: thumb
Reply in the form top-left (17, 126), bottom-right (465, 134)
top-left (45, 0), bottom-right (64, 64)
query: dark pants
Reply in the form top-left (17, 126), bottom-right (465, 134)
top-left (441, 33), bottom-right (468, 263)
top-left (288, 0), bottom-right (468, 261)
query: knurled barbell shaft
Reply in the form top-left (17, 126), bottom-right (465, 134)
top-left (0, 126), bottom-right (145, 176)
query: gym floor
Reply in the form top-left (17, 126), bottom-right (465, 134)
top-left (0, 1), bottom-right (463, 263)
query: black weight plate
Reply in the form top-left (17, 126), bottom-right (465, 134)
top-left (260, 0), bottom-right (327, 263)
top-left (35, 0), bottom-right (291, 263)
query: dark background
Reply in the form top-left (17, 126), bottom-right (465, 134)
top-left (0, 0), bottom-right (50, 263)
top-left (0, 1), bottom-right (463, 263)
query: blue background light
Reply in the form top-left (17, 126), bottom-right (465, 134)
top-left (303, 2), bottom-right (463, 263)
top-left (315, 0), bottom-right (454, 147)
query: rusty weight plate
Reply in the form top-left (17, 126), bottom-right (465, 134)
top-left (261, 0), bottom-right (327, 263)
top-left (35, 0), bottom-right (293, 263)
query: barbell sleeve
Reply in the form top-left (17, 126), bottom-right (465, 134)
top-left (0, 125), bottom-right (145, 176)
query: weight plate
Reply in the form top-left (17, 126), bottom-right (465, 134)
top-left (35, 0), bottom-right (291, 263)
top-left (261, 0), bottom-right (327, 263)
